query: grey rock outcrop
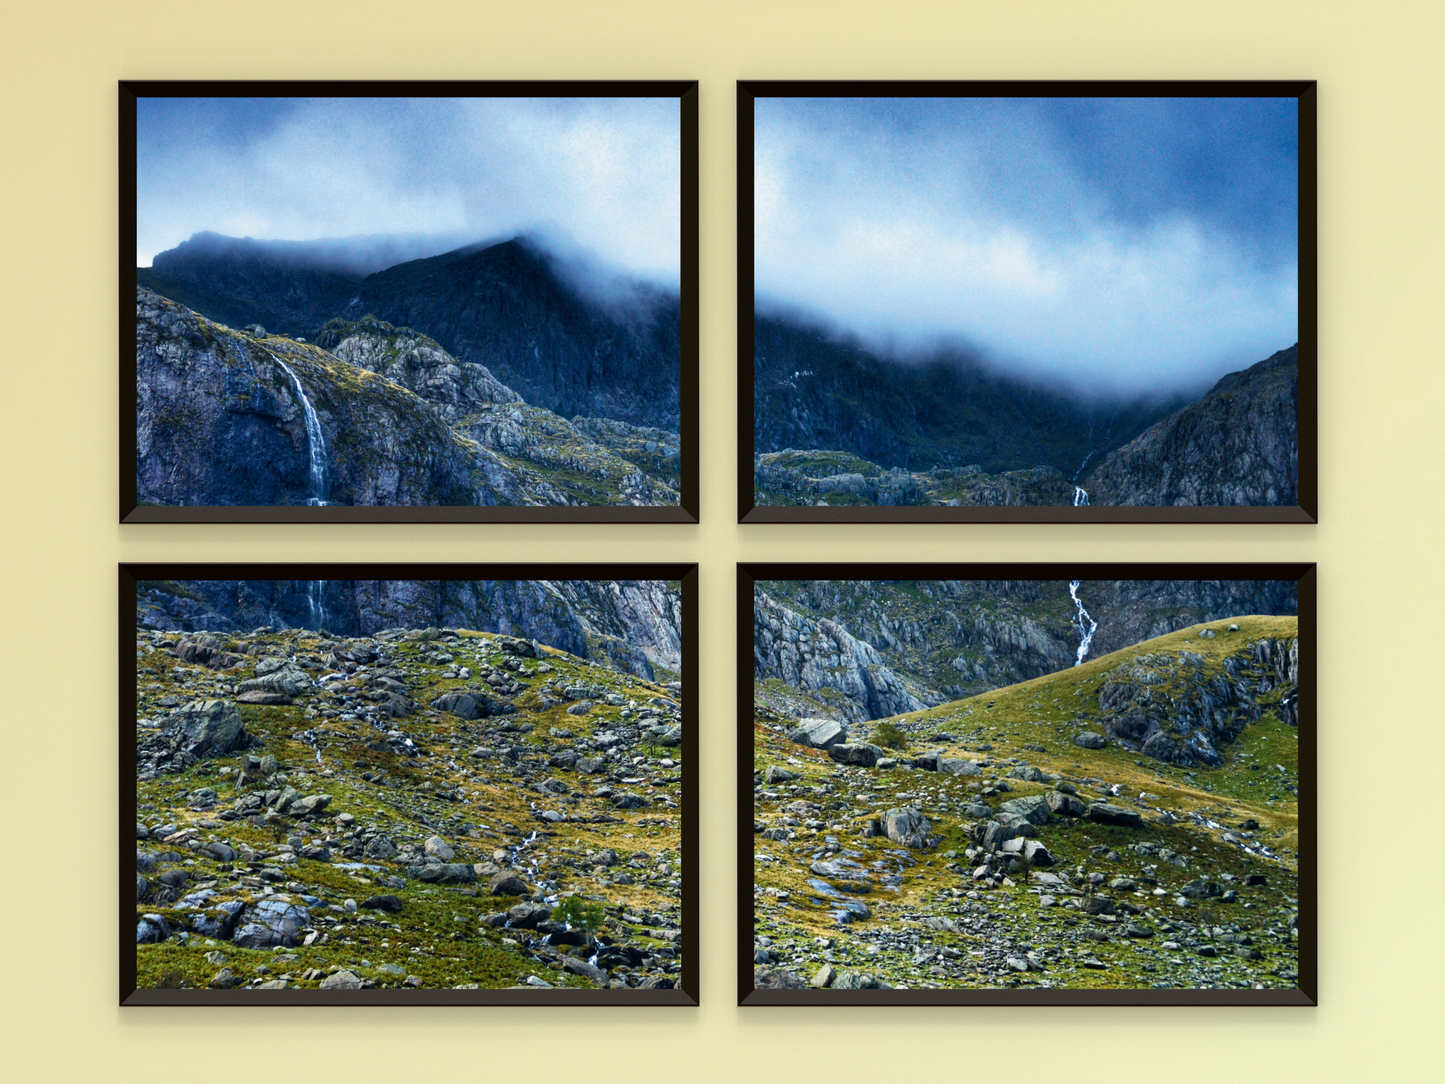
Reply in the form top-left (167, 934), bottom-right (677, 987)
top-left (1085, 345), bottom-right (1299, 507)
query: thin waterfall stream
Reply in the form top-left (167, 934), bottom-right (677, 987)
top-left (273, 355), bottom-right (329, 506)
top-left (1068, 580), bottom-right (1098, 666)
top-left (1073, 486), bottom-right (1090, 506)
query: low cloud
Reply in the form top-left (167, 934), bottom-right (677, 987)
top-left (754, 97), bottom-right (1298, 398)
top-left (137, 97), bottom-right (681, 288)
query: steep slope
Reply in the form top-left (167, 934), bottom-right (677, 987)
top-left (750, 616), bottom-right (1301, 991)
top-left (753, 312), bottom-right (1181, 478)
top-left (1084, 346), bottom-right (1299, 506)
top-left (135, 288), bottom-right (520, 507)
top-left (755, 450), bottom-right (1076, 508)
top-left (133, 620), bottom-right (686, 992)
top-left (757, 579), bottom-right (1298, 708)
top-left (134, 289), bottom-right (679, 507)
top-left (355, 240), bottom-right (682, 431)
top-left (136, 578), bottom-right (684, 680)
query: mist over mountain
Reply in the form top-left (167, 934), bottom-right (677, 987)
top-left (754, 310), bottom-right (1184, 477)
top-left (136, 232), bottom-right (682, 432)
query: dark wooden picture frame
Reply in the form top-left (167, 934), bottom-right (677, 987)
top-left (122, 81), bottom-right (699, 522)
top-left (738, 81), bottom-right (1317, 523)
top-left (737, 562), bottom-right (1316, 1005)
top-left (123, 562), bottom-right (697, 1005)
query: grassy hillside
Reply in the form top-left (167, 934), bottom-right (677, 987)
top-left (134, 624), bottom-right (684, 992)
top-left (751, 616), bottom-right (1301, 991)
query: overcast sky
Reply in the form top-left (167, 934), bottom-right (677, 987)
top-left (755, 96), bottom-right (1299, 396)
top-left (136, 96), bottom-right (681, 286)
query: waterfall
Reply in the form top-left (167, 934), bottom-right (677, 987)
top-left (1068, 580), bottom-right (1098, 666)
top-left (307, 580), bottom-right (328, 632)
top-left (273, 355), bottom-right (329, 506)
top-left (1073, 486), bottom-right (1090, 506)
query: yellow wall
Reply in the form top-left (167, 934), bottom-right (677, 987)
top-left (1, 1), bottom-right (1440, 1079)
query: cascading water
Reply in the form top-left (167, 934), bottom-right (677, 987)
top-left (273, 355), bottom-right (329, 506)
top-left (1068, 580), bottom-right (1098, 666)
top-left (1073, 486), bottom-right (1090, 506)
top-left (307, 579), bottom-right (328, 631)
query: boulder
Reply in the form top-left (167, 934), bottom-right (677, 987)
top-left (998, 794), bottom-right (1051, 826)
top-left (361, 895), bottom-right (404, 913)
top-left (487, 872), bottom-right (529, 897)
top-left (753, 966), bottom-right (808, 989)
top-left (166, 700), bottom-right (248, 758)
top-left (320, 970), bottom-right (363, 990)
top-left (786, 718), bottom-right (847, 750)
top-left (232, 896), bottom-right (310, 949)
top-left (911, 750), bottom-right (942, 771)
top-left (937, 757), bottom-right (981, 776)
top-left (1047, 790), bottom-right (1087, 818)
top-left (828, 743), bottom-right (884, 767)
top-left (1084, 802), bottom-right (1144, 828)
top-left (881, 805), bottom-right (934, 849)
top-left (431, 690), bottom-right (506, 720)
top-left (424, 835), bottom-right (455, 860)
top-left (1074, 732), bottom-right (1108, 750)
top-left (237, 667), bottom-right (310, 698)
top-left (506, 901), bottom-right (553, 928)
top-left (763, 765), bottom-right (795, 784)
top-left (416, 862), bottom-right (475, 885)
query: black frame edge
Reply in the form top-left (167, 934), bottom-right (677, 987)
top-left (737, 561), bottom-right (1318, 1007)
top-left (120, 80), bottom-right (699, 525)
top-left (122, 562), bottom-right (700, 1007)
top-left (736, 80), bottom-right (1318, 525)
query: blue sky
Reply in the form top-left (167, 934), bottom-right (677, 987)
top-left (136, 96), bottom-right (681, 286)
top-left (755, 96), bottom-right (1299, 395)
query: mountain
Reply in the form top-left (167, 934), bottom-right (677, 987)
top-left (132, 606), bottom-right (686, 991)
top-left (753, 312), bottom-right (1182, 477)
top-left (752, 314), bottom-right (1300, 508)
top-left (753, 578), bottom-right (1298, 718)
top-left (134, 288), bottom-right (679, 507)
top-left (750, 615), bottom-right (1301, 992)
top-left (137, 232), bottom-right (366, 338)
top-left (137, 233), bottom-right (683, 432)
top-left (1083, 346), bottom-right (1300, 506)
top-left (354, 240), bottom-right (682, 431)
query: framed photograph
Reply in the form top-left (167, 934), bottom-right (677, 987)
top-left (738, 82), bottom-right (1316, 523)
top-left (738, 563), bottom-right (1315, 1005)
top-left (122, 81), bottom-right (698, 522)
top-left (123, 563), bottom-right (696, 1005)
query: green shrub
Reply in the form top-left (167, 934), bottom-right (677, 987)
top-left (873, 721), bottom-right (908, 750)
top-left (552, 896), bottom-right (605, 932)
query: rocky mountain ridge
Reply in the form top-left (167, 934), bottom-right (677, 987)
top-left (752, 311), bottom-right (1299, 508)
top-left (754, 579), bottom-right (1298, 718)
top-left (137, 578), bottom-right (683, 680)
top-left (135, 288), bottom-right (679, 507)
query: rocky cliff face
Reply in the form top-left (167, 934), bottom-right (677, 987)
top-left (753, 589), bottom-right (928, 723)
top-left (355, 240), bottom-right (682, 431)
top-left (1084, 346), bottom-right (1299, 506)
top-left (134, 288), bottom-right (679, 507)
top-left (136, 578), bottom-right (683, 679)
top-left (1093, 633), bottom-right (1298, 766)
top-left (756, 579), bottom-right (1297, 711)
top-left (136, 288), bottom-right (510, 507)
